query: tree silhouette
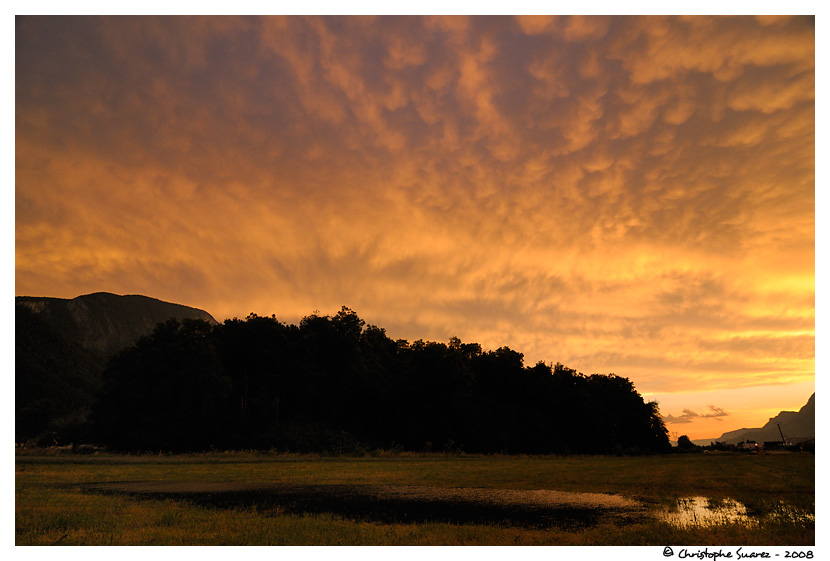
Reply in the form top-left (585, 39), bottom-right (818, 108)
top-left (92, 319), bottom-right (228, 451)
top-left (677, 434), bottom-right (696, 450)
top-left (90, 308), bottom-right (671, 455)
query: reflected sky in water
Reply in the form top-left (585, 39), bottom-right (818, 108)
top-left (660, 496), bottom-right (814, 528)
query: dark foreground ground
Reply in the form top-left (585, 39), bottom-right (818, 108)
top-left (16, 450), bottom-right (815, 545)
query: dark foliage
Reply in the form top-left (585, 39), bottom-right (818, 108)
top-left (92, 319), bottom-right (228, 451)
top-left (89, 307), bottom-right (671, 454)
top-left (15, 306), bottom-right (104, 444)
top-left (677, 434), bottom-right (697, 450)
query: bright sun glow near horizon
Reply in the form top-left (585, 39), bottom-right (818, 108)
top-left (15, 14), bottom-right (815, 440)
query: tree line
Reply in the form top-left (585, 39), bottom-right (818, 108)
top-left (88, 307), bottom-right (671, 454)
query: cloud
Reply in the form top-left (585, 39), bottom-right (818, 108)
top-left (664, 405), bottom-right (730, 424)
top-left (608, 16), bottom-right (813, 85)
top-left (515, 15), bottom-right (611, 42)
top-left (16, 16), bottom-right (814, 401)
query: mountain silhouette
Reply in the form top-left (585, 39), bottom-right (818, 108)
top-left (16, 292), bottom-right (217, 357)
top-left (16, 292), bottom-right (217, 444)
top-left (694, 393), bottom-right (815, 446)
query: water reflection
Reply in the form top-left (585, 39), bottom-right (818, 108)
top-left (662, 496), bottom-right (756, 528)
top-left (660, 496), bottom-right (814, 528)
top-left (767, 500), bottom-right (816, 525)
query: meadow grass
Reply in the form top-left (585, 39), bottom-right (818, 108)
top-left (15, 450), bottom-right (814, 546)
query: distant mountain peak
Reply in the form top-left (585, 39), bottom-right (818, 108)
top-left (693, 393), bottom-right (815, 446)
top-left (16, 292), bottom-right (217, 357)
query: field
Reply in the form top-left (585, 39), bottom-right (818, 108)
top-left (15, 450), bottom-right (814, 546)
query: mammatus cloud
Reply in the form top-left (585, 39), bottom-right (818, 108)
top-left (664, 405), bottom-right (730, 425)
top-left (16, 16), bottom-right (814, 409)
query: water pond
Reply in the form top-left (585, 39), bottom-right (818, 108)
top-left (83, 482), bottom-right (814, 531)
top-left (659, 496), bottom-right (814, 529)
top-left (83, 482), bottom-right (644, 529)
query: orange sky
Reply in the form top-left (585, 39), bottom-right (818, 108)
top-left (15, 15), bottom-right (815, 440)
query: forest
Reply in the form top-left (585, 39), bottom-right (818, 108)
top-left (19, 305), bottom-right (671, 454)
top-left (92, 307), bottom-right (670, 454)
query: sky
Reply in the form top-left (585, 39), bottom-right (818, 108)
top-left (15, 14), bottom-right (816, 440)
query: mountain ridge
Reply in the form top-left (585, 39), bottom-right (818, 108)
top-left (691, 393), bottom-right (815, 446)
top-left (16, 292), bottom-right (217, 358)
top-left (16, 292), bottom-right (219, 443)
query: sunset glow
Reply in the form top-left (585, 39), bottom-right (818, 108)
top-left (15, 15), bottom-right (815, 440)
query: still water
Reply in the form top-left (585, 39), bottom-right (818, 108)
top-left (660, 496), bottom-right (814, 528)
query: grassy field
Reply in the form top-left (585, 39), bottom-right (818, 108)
top-left (15, 450), bottom-right (814, 546)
